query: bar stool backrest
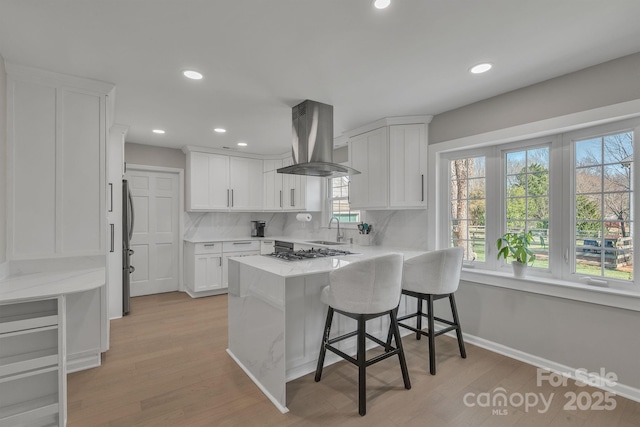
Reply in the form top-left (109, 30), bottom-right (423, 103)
top-left (324, 253), bottom-right (404, 314)
top-left (403, 247), bottom-right (464, 295)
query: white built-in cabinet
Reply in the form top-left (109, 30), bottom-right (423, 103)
top-left (185, 243), bottom-right (223, 295)
top-left (348, 117), bottom-right (430, 210)
top-left (0, 298), bottom-right (66, 427)
top-left (6, 63), bottom-right (114, 260)
top-left (184, 240), bottom-right (260, 297)
top-left (184, 149), bottom-right (263, 211)
top-left (263, 159), bottom-right (284, 210)
top-left (389, 124), bottom-right (428, 208)
top-left (349, 127), bottom-right (389, 209)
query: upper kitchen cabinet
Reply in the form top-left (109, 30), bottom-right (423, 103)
top-left (183, 148), bottom-right (263, 212)
top-left (263, 159), bottom-right (284, 210)
top-left (281, 157), bottom-right (322, 212)
top-left (389, 124), bottom-right (427, 208)
top-left (347, 116), bottom-right (431, 210)
top-left (186, 151), bottom-right (230, 210)
top-left (348, 127), bottom-right (389, 209)
top-left (6, 64), bottom-right (114, 260)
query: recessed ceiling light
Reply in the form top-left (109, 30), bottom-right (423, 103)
top-left (183, 70), bottom-right (203, 80)
top-left (152, 129), bottom-right (165, 134)
top-left (237, 142), bottom-right (248, 147)
top-left (470, 63), bottom-right (493, 74)
top-left (214, 128), bottom-right (226, 133)
top-left (373, 0), bottom-right (391, 9)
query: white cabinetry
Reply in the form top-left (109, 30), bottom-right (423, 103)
top-left (263, 159), bottom-right (284, 210)
top-left (0, 298), bottom-right (65, 427)
top-left (348, 127), bottom-right (389, 209)
top-left (186, 152), bottom-right (230, 210)
top-left (184, 149), bottom-right (263, 212)
top-left (229, 157), bottom-right (263, 211)
top-left (185, 243), bottom-right (223, 296)
top-left (185, 240), bottom-right (259, 297)
top-left (389, 124), bottom-right (427, 208)
top-left (260, 239), bottom-right (275, 255)
top-left (281, 157), bottom-right (322, 212)
top-left (347, 117), bottom-right (431, 210)
top-left (222, 241), bottom-right (261, 288)
top-left (6, 63), bottom-right (114, 260)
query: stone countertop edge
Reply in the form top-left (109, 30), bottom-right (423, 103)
top-left (0, 267), bottom-right (106, 303)
top-left (229, 246), bottom-right (427, 279)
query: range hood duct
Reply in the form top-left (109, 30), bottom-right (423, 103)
top-left (277, 100), bottom-right (360, 178)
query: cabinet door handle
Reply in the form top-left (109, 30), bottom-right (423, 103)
top-left (204, 243), bottom-right (216, 247)
top-left (227, 189), bottom-right (230, 207)
top-left (280, 190), bottom-right (283, 208)
top-left (109, 183), bottom-right (113, 212)
top-left (110, 224), bottom-right (114, 252)
top-left (421, 174), bottom-right (424, 202)
top-left (219, 257), bottom-right (222, 267)
top-left (231, 189), bottom-right (234, 207)
top-left (348, 181), bottom-right (351, 204)
top-left (233, 241), bottom-right (252, 245)
top-left (291, 188), bottom-right (294, 206)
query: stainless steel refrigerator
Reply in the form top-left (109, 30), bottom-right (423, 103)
top-left (123, 179), bottom-right (135, 315)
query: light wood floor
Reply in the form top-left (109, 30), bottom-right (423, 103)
top-left (68, 292), bottom-right (640, 426)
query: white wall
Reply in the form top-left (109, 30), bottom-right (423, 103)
top-left (429, 51), bottom-right (640, 394)
top-left (430, 52), bottom-right (640, 144)
top-left (125, 142), bottom-right (186, 171)
top-left (0, 54), bottom-right (7, 267)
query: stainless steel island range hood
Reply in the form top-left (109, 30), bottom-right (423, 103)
top-left (277, 99), bottom-right (360, 178)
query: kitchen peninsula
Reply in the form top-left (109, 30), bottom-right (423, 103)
top-left (226, 244), bottom-right (426, 413)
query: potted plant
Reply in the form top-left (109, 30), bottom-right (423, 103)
top-left (496, 231), bottom-right (536, 278)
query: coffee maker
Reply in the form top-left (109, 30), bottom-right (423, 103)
top-left (251, 221), bottom-right (266, 237)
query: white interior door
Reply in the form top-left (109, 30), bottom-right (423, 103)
top-left (128, 169), bottom-right (180, 296)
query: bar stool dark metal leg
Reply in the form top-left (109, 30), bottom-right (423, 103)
top-left (449, 294), bottom-right (467, 359)
top-left (427, 295), bottom-right (436, 375)
top-left (357, 315), bottom-right (367, 416)
top-left (390, 308), bottom-right (411, 390)
top-left (415, 297), bottom-right (423, 340)
top-left (315, 307), bottom-right (334, 382)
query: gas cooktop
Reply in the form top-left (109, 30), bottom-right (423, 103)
top-left (266, 248), bottom-right (355, 261)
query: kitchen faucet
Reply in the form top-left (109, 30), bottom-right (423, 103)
top-left (328, 216), bottom-right (344, 242)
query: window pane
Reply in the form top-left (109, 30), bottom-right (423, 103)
top-left (330, 176), bottom-right (359, 223)
top-left (450, 156), bottom-right (485, 262)
top-left (576, 166), bottom-right (602, 194)
top-left (574, 131), bottom-right (633, 282)
top-left (504, 146), bottom-right (550, 270)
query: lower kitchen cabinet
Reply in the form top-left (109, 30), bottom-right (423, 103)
top-left (0, 298), bottom-right (65, 427)
top-left (184, 240), bottom-right (261, 297)
top-left (185, 242), bottom-right (224, 297)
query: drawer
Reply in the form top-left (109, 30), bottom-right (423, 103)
top-left (223, 240), bottom-right (260, 253)
top-left (194, 242), bottom-right (222, 255)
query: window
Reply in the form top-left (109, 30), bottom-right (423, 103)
top-left (329, 176), bottom-right (360, 223)
top-left (505, 146), bottom-right (550, 270)
top-left (573, 131), bottom-right (633, 281)
top-left (450, 156), bottom-right (486, 262)
top-left (440, 118), bottom-right (639, 290)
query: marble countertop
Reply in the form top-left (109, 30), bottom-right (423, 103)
top-left (184, 236), bottom-right (274, 243)
top-left (0, 267), bottom-right (105, 303)
top-left (230, 245), bottom-right (426, 278)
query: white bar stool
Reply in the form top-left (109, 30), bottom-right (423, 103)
top-left (314, 253), bottom-right (411, 416)
top-left (395, 247), bottom-right (466, 375)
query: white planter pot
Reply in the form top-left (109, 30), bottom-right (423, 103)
top-left (512, 261), bottom-right (527, 278)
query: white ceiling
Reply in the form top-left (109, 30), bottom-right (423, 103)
top-left (1, 0), bottom-right (640, 155)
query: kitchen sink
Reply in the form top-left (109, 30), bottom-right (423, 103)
top-left (306, 240), bottom-right (348, 246)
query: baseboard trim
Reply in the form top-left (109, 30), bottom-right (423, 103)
top-left (67, 350), bottom-right (101, 373)
top-left (226, 348), bottom-right (289, 414)
top-left (185, 288), bottom-right (228, 299)
top-left (435, 321), bottom-right (640, 404)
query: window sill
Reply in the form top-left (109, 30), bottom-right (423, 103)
top-left (461, 268), bottom-right (640, 312)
